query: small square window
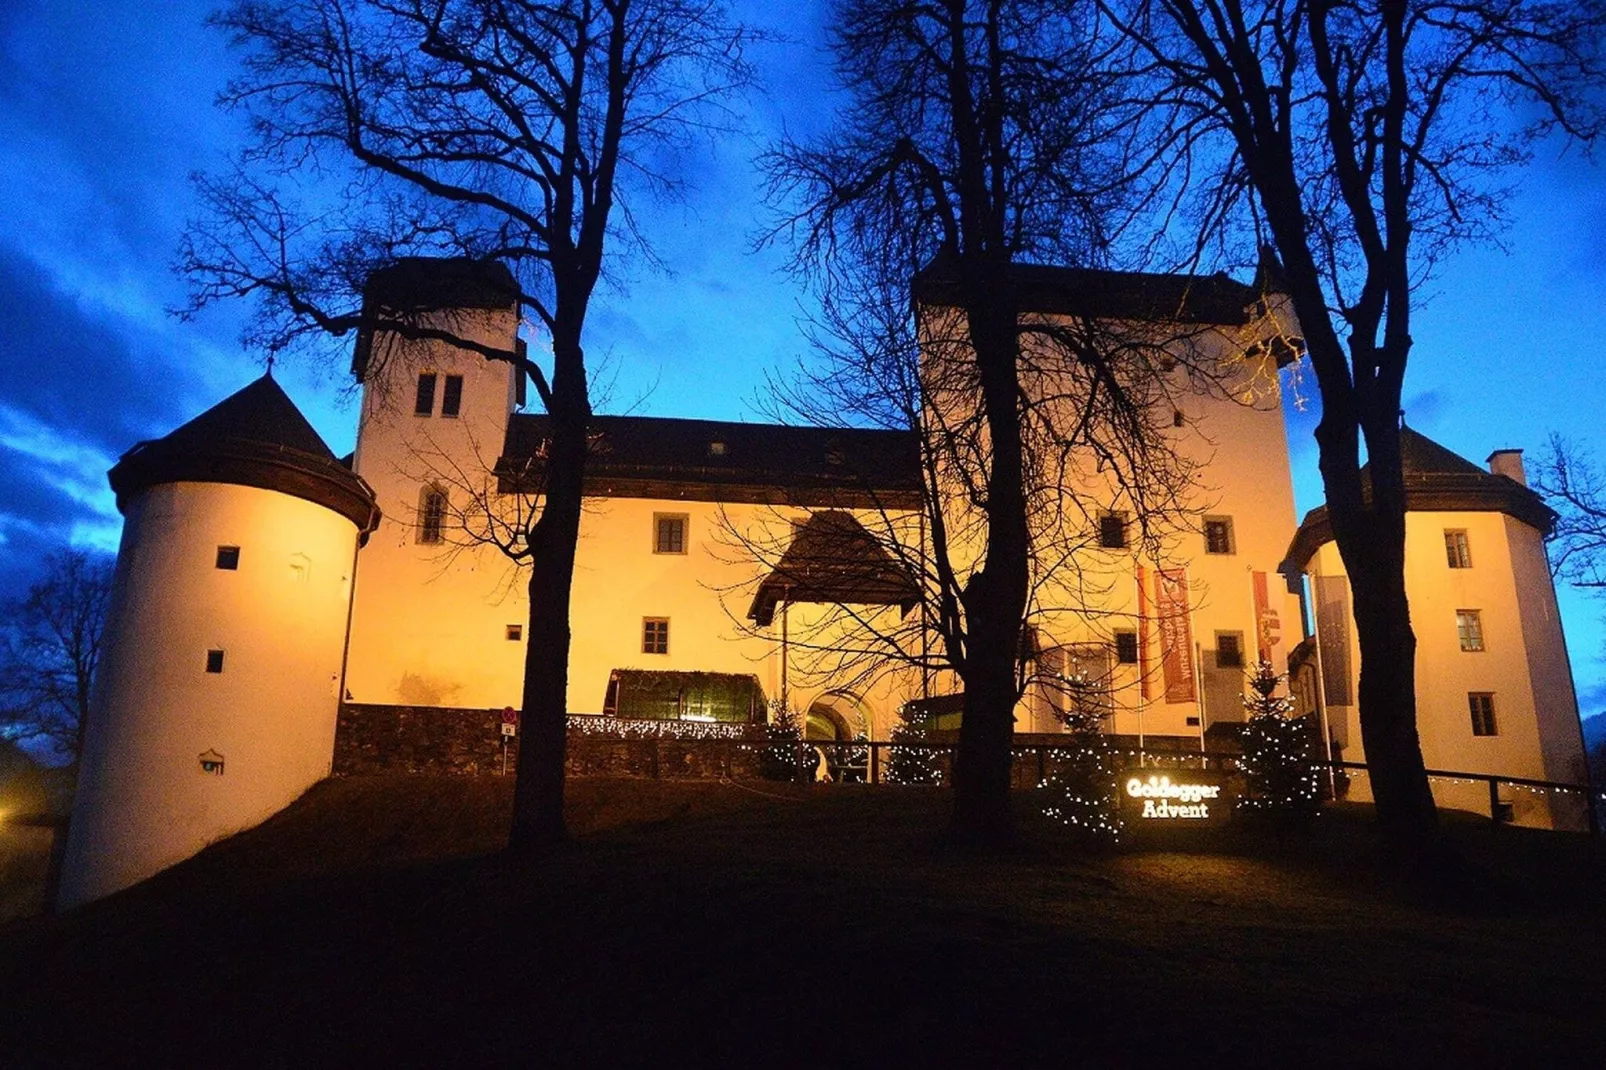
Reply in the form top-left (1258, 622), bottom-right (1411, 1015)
top-left (414, 372), bottom-right (438, 416)
top-left (708, 440), bottom-right (726, 456)
top-left (215, 546), bottom-right (240, 571)
top-left (642, 618), bottom-right (670, 655)
top-left (1097, 512), bottom-right (1128, 550)
top-left (1173, 410), bottom-right (1186, 428)
top-left (1114, 631), bottom-right (1139, 665)
top-left (1215, 632), bottom-right (1244, 669)
top-left (506, 624), bottom-right (523, 642)
top-left (1445, 530), bottom-right (1472, 569)
top-left (1456, 609), bottom-right (1485, 652)
top-left (654, 514), bottom-right (687, 555)
top-left (205, 649), bottom-right (225, 674)
top-left (1203, 517), bottom-right (1234, 555)
top-left (441, 374), bottom-right (464, 417)
top-left (1469, 692), bottom-right (1497, 736)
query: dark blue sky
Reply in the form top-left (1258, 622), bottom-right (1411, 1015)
top-left (4, 0), bottom-right (1605, 711)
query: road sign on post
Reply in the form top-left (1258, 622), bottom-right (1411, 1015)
top-left (500, 707), bottom-right (518, 775)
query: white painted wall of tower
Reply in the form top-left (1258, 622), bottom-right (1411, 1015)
top-left (58, 481), bottom-right (361, 908)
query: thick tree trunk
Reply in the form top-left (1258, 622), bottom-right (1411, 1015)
top-left (509, 333), bottom-right (590, 855)
top-left (950, 286), bottom-right (1029, 847)
top-left (1323, 417), bottom-right (1439, 856)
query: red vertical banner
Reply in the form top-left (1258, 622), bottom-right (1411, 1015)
top-left (1136, 566), bottom-right (1152, 701)
top-left (1154, 568), bottom-right (1195, 703)
top-left (1252, 570), bottom-right (1281, 663)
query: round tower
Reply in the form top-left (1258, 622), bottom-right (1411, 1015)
top-left (57, 374), bottom-right (379, 908)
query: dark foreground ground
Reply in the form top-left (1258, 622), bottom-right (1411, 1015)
top-left (1, 778), bottom-right (1603, 1068)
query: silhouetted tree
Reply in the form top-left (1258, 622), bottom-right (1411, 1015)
top-left (762, 0), bottom-right (1244, 844)
top-left (1101, 0), bottom-right (1606, 856)
top-left (1535, 434), bottom-right (1606, 596)
top-left (180, 0), bottom-right (754, 853)
top-left (0, 551), bottom-right (113, 765)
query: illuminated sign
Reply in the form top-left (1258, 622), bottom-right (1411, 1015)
top-left (1121, 772), bottom-right (1232, 825)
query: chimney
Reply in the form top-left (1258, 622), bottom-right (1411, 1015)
top-left (1487, 449), bottom-right (1527, 486)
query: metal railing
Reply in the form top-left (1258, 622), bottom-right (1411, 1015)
top-left (559, 734), bottom-right (1601, 832)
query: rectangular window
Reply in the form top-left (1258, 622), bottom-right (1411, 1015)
top-left (441, 374), bottom-right (464, 417)
top-left (205, 649), bottom-right (225, 674)
top-left (642, 618), bottom-right (670, 655)
top-left (506, 624), bottom-right (523, 642)
top-left (1097, 511), bottom-right (1128, 550)
top-left (1215, 631), bottom-right (1244, 669)
top-left (1456, 609), bottom-right (1485, 652)
top-left (215, 546), bottom-right (240, 571)
top-left (1114, 630), bottom-right (1139, 665)
top-left (654, 514), bottom-right (688, 555)
top-left (1445, 530), bottom-right (1472, 569)
top-left (419, 488), bottom-right (447, 545)
top-left (414, 372), bottom-right (437, 416)
top-left (1469, 692), bottom-right (1498, 736)
top-left (1203, 516), bottom-right (1235, 555)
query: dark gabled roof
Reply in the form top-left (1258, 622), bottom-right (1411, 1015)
top-left (912, 260), bottom-right (1269, 326)
top-left (1282, 428), bottom-right (1558, 572)
top-left (109, 374), bottom-right (380, 536)
top-left (747, 511), bottom-right (921, 625)
top-left (498, 413), bottom-right (923, 509)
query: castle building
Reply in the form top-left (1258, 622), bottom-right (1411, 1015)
top-left (58, 258), bottom-right (1589, 907)
top-left (1282, 429), bottom-right (1590, 829)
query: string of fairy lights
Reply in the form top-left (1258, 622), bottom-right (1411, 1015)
top-left (554, 714), bottom-right (1606, 814)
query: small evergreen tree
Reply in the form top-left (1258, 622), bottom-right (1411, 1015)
top-left (1238, 661), bottom-right (1322, 822)
top-left (1039, 671), bottom-right (1122, 842)
top-left (758, 700), bottom-right (805, 782)
top-left (885, 708), bottom-right (943, 785)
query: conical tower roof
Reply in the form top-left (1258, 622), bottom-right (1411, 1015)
top-left (108, 373), bottom-right (379, 535)
top-left (154, 373), bottom-right (338, 460)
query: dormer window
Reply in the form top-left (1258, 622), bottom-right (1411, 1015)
top-left (708, 440), bottom-right (726, 457)
top-left (415, 372), bottom-right (438, 416)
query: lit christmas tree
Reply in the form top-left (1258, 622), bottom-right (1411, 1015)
top-left (1039, 670), bottom-right (1123, 842)
top-left (1237, 660), bottom-right (1322, 821)
top-left (885, 707), bottom-right (943, 785)
top-left (758, 700), bottom-right (805, 782)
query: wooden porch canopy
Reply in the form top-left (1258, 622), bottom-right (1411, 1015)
top-left (747, 511), bottom-right (921, 626)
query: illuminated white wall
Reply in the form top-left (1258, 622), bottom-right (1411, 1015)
top-left (1307, 509), bottom-right (1587, 829)
top-left (58, 481), bottom-right (361, 908)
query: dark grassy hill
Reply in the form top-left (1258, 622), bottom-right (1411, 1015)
top-left (1, 778), bottom-right (1603, 1068)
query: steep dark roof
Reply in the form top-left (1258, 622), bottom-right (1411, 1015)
top-left (912, 261), bottom-right (1268, 326)
top-left (1282, 428), bottom-right (1557, 572)
top-left (109, 375), bottom-right (380, 536)
top-left (498, 414), bottom-right (923, 509)
top-left (747, 511), bottom-right (921, 625)
top-left (150, 375), bottom-right (337, 460)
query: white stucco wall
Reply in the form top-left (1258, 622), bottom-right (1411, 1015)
top-left (58, 481), bottom-right (361, 908)
top-left (1307, 509), bottom-right (1587, 829)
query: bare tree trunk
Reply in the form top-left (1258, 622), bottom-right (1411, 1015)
top-left (951, 284), bottom-right (1029, 846)
top-left (510, 332), bottom-right (590, 854)
top-left (1323, 414), bottom-right (1439, 855)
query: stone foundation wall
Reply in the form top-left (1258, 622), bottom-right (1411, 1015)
top-left (335, 704), bottom-right (519, 776)
top-left (334, 704), bottom-right (772, 780)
